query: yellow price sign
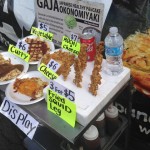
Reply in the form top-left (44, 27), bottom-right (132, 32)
top-left (31, 27), bottom-right (53, 41)
top-left (8, 44), bottom-right (30, 62)
top-left (47, 89), bottom-right (76, 127)
top-left (38, 63), bottom-right (58, 80)
top-left (61, 36), bottom-right (80, 55)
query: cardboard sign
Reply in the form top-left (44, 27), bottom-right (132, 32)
top-left (8, 44), bottom-right (30, 62)
top-left (47, 89), bottom-right (76, 127)
top-left (16, 39), bottom-right (29, 52)
top-left (61, 36), bottom-right (80, 55)
top-left (49, 80), bottom-right (75, 101)
top-left (47, 59), bottom-right (61, 72)
top-left (38, 63), bottom-right (58, 80)
top-left (70, 32), bottom-right (78, 42)
top-left (0, 98), bottom-right (39, 139)
top-left (31, 26), bottom-right (53, 41)
top-left (38, 22), bottom-right (49, 32)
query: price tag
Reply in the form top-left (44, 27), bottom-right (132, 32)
top-left (49, 80), bottom-right (75, 101)
top-left (38, 63), bottom-right (58, 80)
top-left (8, 44), bottom-right (30, 62)
top-left (16, 39), bottom-right (29, 52)
top-left (61, 36), bottom-right (80, 55)
top-left (38, 22), bottom-right (49, 32)
top-left (47, 59), bottom-right (61, 72)
top-left (0, 98), bottom-right (39, 139)
top-left (47, 89), bottom-right (76, 127)
top-left (31, 26), bottom-right (53, 41)
top-left (70, 32), bottom-right (78, 42)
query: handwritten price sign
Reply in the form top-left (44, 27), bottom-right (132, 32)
top-left (38, 22), bottom-right (49, 32)
top-left (49, 80), bottom-right (75, 101)
top-left (47, 59), bottom-right (61, 72)
top-left (16, 40), bottom-right (29, 52)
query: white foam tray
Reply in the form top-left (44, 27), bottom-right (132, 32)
top-left (55, 60), bottom-right (130, 126)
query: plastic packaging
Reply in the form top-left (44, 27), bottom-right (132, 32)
top-left (104, 27), bottom-right (123, 75)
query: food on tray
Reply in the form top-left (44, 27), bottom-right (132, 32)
top-left (78, 43), bottom-right (87, 71)
top-left (73, 44), bottom-right (87, 87)
top-left (123, 30), bottom-right (150, 96)
top-left (13, 77), bottom-right (48, 100)
top-left (0, 54), bottom-right (11, 64)
top-left (89, 52), bottom-right (103, 96)
top-left (40, 49), bottom-right (75, 80)
top-left (25, 37), bottom-right (50, 62)
top-left (0, 54), bottom-right (24, 81)
top-left (96, 41), bottom-right (104, 55)
top-left (73, 58), bottom-right (82, 87)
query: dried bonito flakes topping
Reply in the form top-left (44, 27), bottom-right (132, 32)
top-left (13, 77), bottom-right (48, 100)
top-left (123, 29), bottom-right (150, 97)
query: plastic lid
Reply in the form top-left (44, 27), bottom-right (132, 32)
top-left (105, 106), bottom-right (118, 118)
top-left (96, 113), bottom-right (105, 121)
top-left (83, 125), bottom-right (99, 141)
top-left (109, 27), bottom-right (118, 34)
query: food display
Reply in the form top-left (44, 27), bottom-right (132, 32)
top-left (73, 44), bottom-right (87, 88)
top-left (0, 53), bottom-right (24, 82)
top-left (13, 77), bottom-right (48, 100)
top-left (25, 36), bottom-right (51, 62)
top-left (123, 30), bottom-right (150, 96)
top-left (40, 49), bottom-right (75, 80)
top-left (89, 52), bottom-right (103, 96)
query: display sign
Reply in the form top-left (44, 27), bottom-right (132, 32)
top-left (38, 63), bottom-right (58, 80)
top-left (8, 44), bottom-right (30, 62)
top-left (38, 22), bottom-right (49, 32)
top-left (47, 59), bottom-right (61, 72)
top-left (31, 26), bottom-right (53, 41)
top-left (16, 39), bottom-right (29, 52)
top-left (0, 98), bottom-right (39, 139)
top-left (61, 36), bottom-right (80, 55)
top-left (70, 32), bottom-right (78, 42)
top-left (49, 79), bottom-right (75, 101)
top-left (35, 0), bottom-right (106, 46)
top-left (47, 89), bottom-right (76, 127)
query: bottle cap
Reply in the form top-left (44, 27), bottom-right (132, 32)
top-left (105, 106), bottom-right (118, 118)
top-left (109, 27), bottom-right (118, 34)
top-left (96, 113), bottom-right (105, 121)
top-left (83, 125), bottom-right (99, 141)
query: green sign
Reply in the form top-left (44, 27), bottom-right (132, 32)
top-left (31, 26), bottom-right (53, 41)
top-left (8, 44), bottom-right (30, 62)
top-left (61, 36), bottom-right (80, 55)
top-left (38, 63), bottom-right (58, 80)
top-left (47, 89), bottom-right (76, 127)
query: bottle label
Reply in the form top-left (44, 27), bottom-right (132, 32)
top-left (105, 45), bottom-right (123, 56)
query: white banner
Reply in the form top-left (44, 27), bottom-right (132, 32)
top-left (35, 0), bottom-right (112, 46)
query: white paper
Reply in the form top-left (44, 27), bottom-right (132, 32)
top-left (0, 98), bottom-right (39, 139)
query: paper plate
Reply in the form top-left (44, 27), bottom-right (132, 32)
top-left (22, 35), bottom-right (55, 65)
top-left (0, 52), bottom-right (29, 85)
top-left (5, 71), bottom-right (49, 105)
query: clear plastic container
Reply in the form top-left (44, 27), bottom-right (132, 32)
top-left (104, 27), bottom-right (123, 76)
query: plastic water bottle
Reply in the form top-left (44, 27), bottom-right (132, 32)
top-left (104, 27), bottom-right (123, 75)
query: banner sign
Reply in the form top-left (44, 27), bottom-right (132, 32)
top-left (36, 0), bottom-right (105, 46)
